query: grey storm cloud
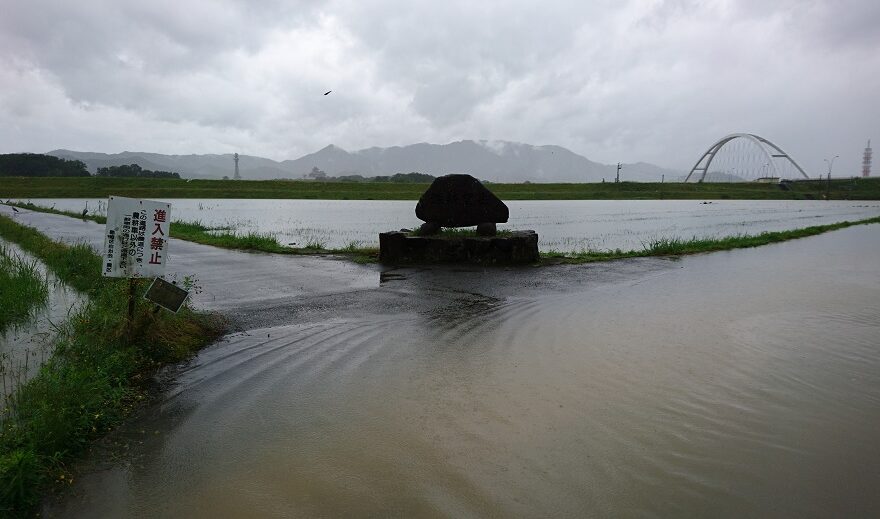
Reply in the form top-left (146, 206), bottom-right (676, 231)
top-left (1, 0), bottom-right (878, 176)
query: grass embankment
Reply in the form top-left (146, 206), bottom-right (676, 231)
top-left (0, 214), bottom-right (224, 516)
top-left (542, 216), bottom-right (880, 264)
top-left (3, 176), bottom-right (880, 200)
top-left (5, 203), bottom-right (108, 225)
top-left (0, 245), bottom-right (49, 332)
top-left (159, 221), bottom-right (379, 263)
top-left (7, 202), bottom-right (380, 264)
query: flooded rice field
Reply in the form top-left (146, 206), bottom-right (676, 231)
top-left (25, 198), bottom-right (880, 252)
top-left (44, 222), bottom-right (880, 518)
top-left (0, 239), bottom-right (83, 395)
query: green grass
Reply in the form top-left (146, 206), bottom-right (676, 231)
top-left (4, 202), bottom-right (107, 225)
top-left (6, 203), bottom-right (381, 264)
top-left (172, 220), bottom-right (378, 262)
top-left (0, 245), bottom-right (49, 332)
top-left (541, 216), bottom-right (880, 264)
top-left (0, 211), bottom-right (103, 293)
top-left (172, 220), bottom-right (291, 253)
top-left (2, 176), bottom-right (879, 200)
top-left (0, 214), bottom-right (225, 516)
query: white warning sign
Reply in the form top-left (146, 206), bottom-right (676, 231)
top-left (102, 196), bottom-right (171, 278)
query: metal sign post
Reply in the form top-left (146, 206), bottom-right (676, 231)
top-left (101, 196), bottom-right (175, 341)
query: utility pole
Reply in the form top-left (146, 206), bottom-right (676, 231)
top-left (824, 155), bottom-right (838, 180)
top-left (615, 163), bottom-right (621, 183)
top-left (824, 155), bottom-right (838, 199)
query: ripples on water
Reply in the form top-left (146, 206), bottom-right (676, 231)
top-left (50, 225), bottom-right (880, 518)
top-left (25, 199), bottom-right (880, 252)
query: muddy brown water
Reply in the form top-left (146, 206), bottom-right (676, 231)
top-left (2, 207), bottom-right (879, 517)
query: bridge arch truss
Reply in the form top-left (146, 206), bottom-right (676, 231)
top-left (685, 133), bottom-right (810, 182)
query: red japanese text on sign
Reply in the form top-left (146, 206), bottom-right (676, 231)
top-left (102, 196), bottom-right (171, 278)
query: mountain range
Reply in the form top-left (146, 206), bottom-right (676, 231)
top-left (49, 140), bottom-right (682, 183)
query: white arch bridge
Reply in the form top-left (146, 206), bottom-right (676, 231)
top-left (685, 133), bottom-right (811, 182)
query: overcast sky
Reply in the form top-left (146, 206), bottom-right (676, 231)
top-left (1, 0), bottom-right (878, 175)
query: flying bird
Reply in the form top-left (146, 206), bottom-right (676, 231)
top-left (324, 90), bottom-right (332, 95)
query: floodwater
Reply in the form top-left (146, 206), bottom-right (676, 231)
top-left (24, 198), bottom-right (880, 251)
top-left (0, 239), bottom-right (83, 395)
top-left (0, 206), bottom-right (377, 317)
top-left (43, 222), bottom-right (880, 518)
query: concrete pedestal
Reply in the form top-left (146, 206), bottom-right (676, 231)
top-left (379, 230), bottom-right (539, 265)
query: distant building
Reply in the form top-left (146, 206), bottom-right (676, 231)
top-left (863, 140), bottom-right (872, 177)
top-left (754, 177), bottom-right (781, 184)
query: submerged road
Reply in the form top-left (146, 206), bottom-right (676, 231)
top-left (0, 205), bottom-right (667, 328)
top-left (0, 206), bottom-right (378, 320)
top-left (2, 206), bottom-right (879, 518)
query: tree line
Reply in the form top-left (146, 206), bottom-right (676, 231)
top-left (0, 154), bottom-right (181, 179)
top-left (96, 164), bottom-right (180, 179)
top-left (306, 167), bottom-right (434, 183)
top-left (0, 154), bottom-right (89, 177)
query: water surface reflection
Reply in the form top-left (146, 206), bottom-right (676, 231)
top-left (50, 226), bottom-right (880, 517)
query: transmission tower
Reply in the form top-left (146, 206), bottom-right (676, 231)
top-left (863, 140), bottom-right (872, 177)
top-left (233, 153), bottom-right (241, 180)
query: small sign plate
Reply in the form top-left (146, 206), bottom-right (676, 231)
top-left (144, 277), bottom-right (189, 313)
top-left (102, 196), bottom-right (171, 278)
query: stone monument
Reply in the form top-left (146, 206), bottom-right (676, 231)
top-left (415, 174), bottom-right (509, 236)
top-left (379, 174), bottom-right (539, 264)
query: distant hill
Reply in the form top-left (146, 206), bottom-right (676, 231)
top-left (49, 141), bottom-right (682, 182)
top-left (47, 150), bottom-right (289, 180)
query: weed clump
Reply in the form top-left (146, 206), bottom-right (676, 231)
top-left (0, 245), bottom-right (49, 332)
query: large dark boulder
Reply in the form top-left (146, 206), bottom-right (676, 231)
top-left (415, 174), bottom-right (509, 227)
